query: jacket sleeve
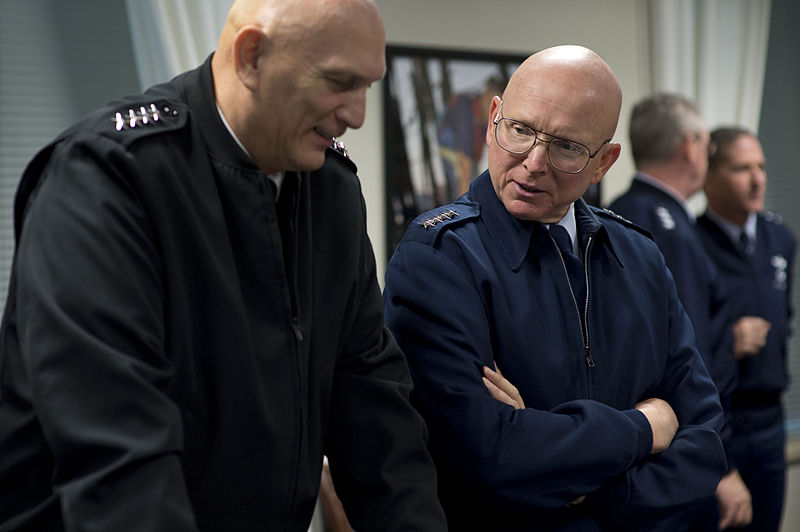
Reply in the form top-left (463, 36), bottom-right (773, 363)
top-left (383, 238), bottom-right (654, 511)
top-left (324, 193), bottom-right (447, 531)
top-left (583, 266), bottom-right (727, 528)
top-left (14, 137), bottom-right (199, 530)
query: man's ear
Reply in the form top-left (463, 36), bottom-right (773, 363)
top-left (590, 142), bottom-right (621, 184)
top-left (485, 95), bottom-right (502, 145)
top-left (233, 26), bottom-right (268, 91)
top-left (678, 132), bottom-right (698, 163)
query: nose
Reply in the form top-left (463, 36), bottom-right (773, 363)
top-left (522, 140), bottom-right (548, 173)
top-left (336, 90), bottom-right (368, 130)
top-left (753, 166), bottom-right (767, 187)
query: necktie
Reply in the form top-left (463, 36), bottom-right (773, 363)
top-left (739, 231), bottom-right (753, 258)
top-left (549, 224), bottom-right (586, 311)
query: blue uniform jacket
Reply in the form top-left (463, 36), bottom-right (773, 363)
top-left (696, 212), bottom-right (795, 399)
top-left (608, 176), bottom-right (736, 406)
top-left (384, 171), bottom-right (726, 531)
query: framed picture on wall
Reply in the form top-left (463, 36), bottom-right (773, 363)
top-left (383, 45), bottom-right (601, 258)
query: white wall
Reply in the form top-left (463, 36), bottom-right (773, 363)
top-left (345, 0), bottom-right (646, 279)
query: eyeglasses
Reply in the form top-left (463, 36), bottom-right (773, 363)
top-left (493, 101), bottom-right (610, 174)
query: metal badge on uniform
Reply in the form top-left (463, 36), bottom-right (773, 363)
top-left (655, 206), bottom-right (675, 230)
top-left (771, 254), bottom-right (788, 290)
top-left (602, 208), bottom-right (631, 224)
top-left (112, 103), bottom-right (179, 131)
top-left (331, 137), bottom-right (349, 158)
top-left (420, 209), bottom-right (458, 229)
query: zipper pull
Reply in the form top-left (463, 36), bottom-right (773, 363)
top-left (292, 318), bottom-right (304, 342)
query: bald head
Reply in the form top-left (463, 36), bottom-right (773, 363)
top-left (486, 45), bottom-right (622, 223)
top-left (210, 0), bottom-right (385, 173)
top-left (218, 0), bottom-right (383, 55)
top-left (505, 45), bottom-right (622, 141)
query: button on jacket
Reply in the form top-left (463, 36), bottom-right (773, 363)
top-left (0, 55), bottom-right (445, 531)
top-left (384, 171), bottom-right (726, 531)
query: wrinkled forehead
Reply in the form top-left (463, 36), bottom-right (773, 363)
top-left (503, 72), bottom-right (615, 142)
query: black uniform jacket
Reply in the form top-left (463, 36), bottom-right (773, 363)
top-left (0, 55), bottom-right (445, 531)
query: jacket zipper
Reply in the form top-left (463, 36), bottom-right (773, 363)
top-left (278, 173), bottom-right (304, 524)
top-left (582, 236), bottom-right (595, 368)
top-left (550, 233), bottom-right (595, 368)
top-left (285, 177), bottom-right (303, 342)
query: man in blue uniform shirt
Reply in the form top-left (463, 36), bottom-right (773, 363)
top-left (384, 45), bottom-right (726, 531)
top-left (697, 127), bottom-right (796, 532)
top-left (609, 94), bottom-right (770, 529)
top-left (0, 1), bottom-right (446, 530)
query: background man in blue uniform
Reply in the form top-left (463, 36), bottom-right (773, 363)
top-left (384, 45), bottom-right (726, 531)
top-left (697, 127), bottom-right (796, 532)
top-left (608, 94), bottom-right (770, 530)
top-left (0, 0), bottom-right (446, 530)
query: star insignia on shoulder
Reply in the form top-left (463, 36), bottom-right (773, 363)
top-left (655, 206), bottom-right (676, 230)
top-left (420, 209), bottom-right (459, 229)
top-left (111, 103), bottom-right (179, 131)
top-left (602, 208), bottom-right (631, 224)
top-left (331, 137), bottom-right (349, 158)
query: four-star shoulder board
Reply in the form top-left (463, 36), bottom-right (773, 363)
top-left (420, 209), bottom-right (459, 229)
top-left (112, 103), bottom-right (179, 131)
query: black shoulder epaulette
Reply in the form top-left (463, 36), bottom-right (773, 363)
top-left (404, 203), bottom-right (480, 246)
top-left (105, 99), bottom-right (187, 145)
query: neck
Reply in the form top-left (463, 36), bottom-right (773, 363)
top-left (638, 164), bottom-right (697, 200)
top-left (708, 203), bottom-right (749, 227)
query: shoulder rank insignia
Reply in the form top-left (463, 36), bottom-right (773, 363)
top-left (764, 211), bottom-right (784, 225)
top-left (112, 103), bottom-right (179, 132)
top-left (331, 137), bottom-right (349, 158)
top-left (601, 208), bottom-right (632, 224)
top-left (420, 209), bottom-right (459, 229)
top-left (655, 205), bottom-right (676, 230)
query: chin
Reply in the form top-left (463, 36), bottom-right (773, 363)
top-left (293, 150), bottom-right (328, 172)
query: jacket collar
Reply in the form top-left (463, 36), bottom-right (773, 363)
top-left (631, 173), bottom-right (694, 223)
top-left (180, 53), bottom-right (262, 173)
top-left (470, 171), bottom-right (612, 270)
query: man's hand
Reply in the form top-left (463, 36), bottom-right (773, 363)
top-left (635, 398), bottom-right (678, 454)
top-left (716, 469), bottom-right (752, 530)
top-left (733, 316), bottom-right (771, 359)
top-left (483, 365), bottom-right (584, 507)
top-left (483, 365), bottom-right (525, 409)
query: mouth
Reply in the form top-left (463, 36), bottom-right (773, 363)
top-left (314, 127), bottom-right (342, 143)
top-left (514, 180), bottom-right (542, 195)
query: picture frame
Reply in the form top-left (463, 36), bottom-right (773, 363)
top-left (383, 45), bottom-right (603, 257)
top-left (383, 45), bottom-right (524, 256)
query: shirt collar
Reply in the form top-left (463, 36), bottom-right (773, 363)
top-left (216, 102), bottom-right (283, 193)
top-left (470, 172), bottom-right (607, 269)
top-left (706, 208), bottom-right (758, 245)
top-left (545, 203), bottom-right (579, 255)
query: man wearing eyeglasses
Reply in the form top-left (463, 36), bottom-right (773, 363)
top-left (384, 45), bottom-right (726, 531)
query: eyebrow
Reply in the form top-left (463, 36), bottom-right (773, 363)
top-left (323, 66), bottom-right (384, 86)
top-left (505, 117), bottom-right (587, 147)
